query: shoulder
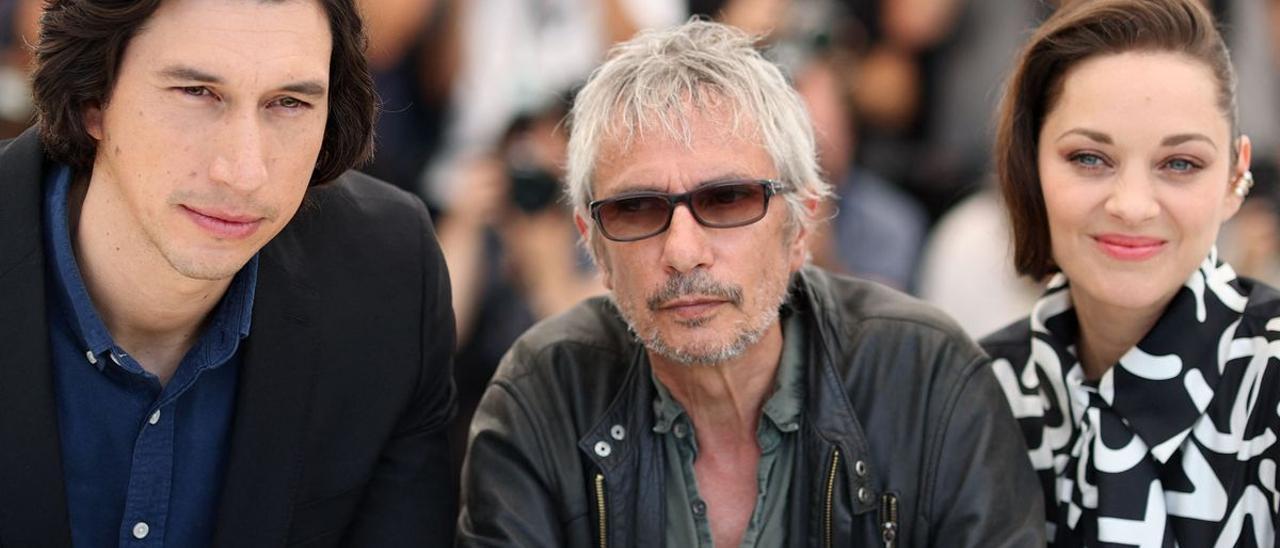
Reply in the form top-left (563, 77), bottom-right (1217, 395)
top-left (803, 267), bottom-right (978, 354)
top-left (491, 296), bottom-right (636, 386)
top-left (1241, 278), bottom-right (1280, 324)
top-left (978, 317), bottom-right (1034, 364)
top-left (298, 170), bottom-right (432, 233)
top-left (800, 267), bottom-right (992, 397)
top-left (270, 170), bottom-right (440, 271)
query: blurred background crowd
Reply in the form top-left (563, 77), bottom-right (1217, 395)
top-left (4, 0), bottom-right (1280, 481)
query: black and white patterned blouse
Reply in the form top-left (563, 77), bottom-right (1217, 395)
top-left (981, 251), bottom-right (1280, 547)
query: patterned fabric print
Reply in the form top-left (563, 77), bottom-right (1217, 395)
top-left (987, 251), bottom-right (1280, 548)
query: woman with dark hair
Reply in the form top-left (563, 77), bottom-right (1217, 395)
top-left (982, 0), bottom-right (1280, 545)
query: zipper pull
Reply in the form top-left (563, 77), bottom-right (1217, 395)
top-left (880, 493), bottom-right (898, 548)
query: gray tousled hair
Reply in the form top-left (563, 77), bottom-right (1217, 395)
top-left (565, 19), bottom-right (831, 245)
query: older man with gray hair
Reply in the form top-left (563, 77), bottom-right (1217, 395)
top-left (457, 20), bottom-right (1042, 547)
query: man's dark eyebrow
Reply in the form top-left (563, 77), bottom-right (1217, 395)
top-left (159, 65), bottom-right (222, 84)
top-left (159, 65), bottom-right (326, 98)
top-left (281, 81), bottom-right (327, 98)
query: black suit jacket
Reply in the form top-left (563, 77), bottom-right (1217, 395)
top-left (0, 128), bottom-right (457, 547)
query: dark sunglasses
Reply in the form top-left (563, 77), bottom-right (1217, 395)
top-left (589, 179), bottom-right (788, 242)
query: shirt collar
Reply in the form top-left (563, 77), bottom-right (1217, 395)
top-left (43, 163), bottom-right (259, 371)
top-left (1030, 247), bottom-right (1246, 463)
top-left (650, 309), bottom-right (806, 435)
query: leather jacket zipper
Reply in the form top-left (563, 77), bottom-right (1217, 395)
top-left (594, 472), bottom-right (608, 548)
top-left (824, 447), bottom-right (842, 548)
top-left (880, 493), bottom-right (898, 547)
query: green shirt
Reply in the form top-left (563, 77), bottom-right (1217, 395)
top-left (651, 311), bottom-right (806, 547)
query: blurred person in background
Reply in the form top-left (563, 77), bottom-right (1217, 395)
top-left (0, 0), bottom-right (39, 138)
top-left (917, 185), bottom-right (1043, 338)
top-left (982, 0), bottom-right (1280, 545)
top-left (421, 0), bottom-right (684, 209)
top-left (357, 0), bottom-right (460, 197)
top-left (458, 20), bottom-right (1041, 547)
top-left (436, 96), bottom-right (604, 483)
top-left (796, 54), bottom-right (927, 291)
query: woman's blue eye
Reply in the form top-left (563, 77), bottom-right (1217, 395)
top-left (1072, 153), bottom-right (1105, 168)
top-left (1167, 158), bottom-right (1196, 172)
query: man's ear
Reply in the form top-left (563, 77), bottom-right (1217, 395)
top-left (787, 198), bottom-right (820, 271)
top-left (84, 101), bottom-right (104, 141)
top-left (576, 211), bottom-right (613, 289)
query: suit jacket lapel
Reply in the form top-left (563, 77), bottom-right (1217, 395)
top-left (212, 231), bottom-right (321, 547)
top-left (0, 129), bottom-right (73, 547)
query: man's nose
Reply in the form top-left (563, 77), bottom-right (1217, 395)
top-left (660, 204), bottom-right (713, 274)
top-left (208, 110), bottom-right (269, 192)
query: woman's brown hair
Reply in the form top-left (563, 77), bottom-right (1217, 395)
top-left (31, 0), bottom-right (377, 185)
top-left (995, 0), bottom-right (1237, 279)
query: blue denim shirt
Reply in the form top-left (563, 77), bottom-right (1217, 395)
top-left (43, 165), bottom-right (255, 547)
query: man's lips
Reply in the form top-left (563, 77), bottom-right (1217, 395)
top-left (1093, 234), bottom-right (1166, 261)
top-left (657, 297), bottom-right (728, 319)
top-left (181, 205), bottom-right (264, 239)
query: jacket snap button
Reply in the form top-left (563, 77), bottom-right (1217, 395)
top-left (857, 487), bottom-right (874, 504)
top-left (610, 425), bottom-right (626, 440)
top-left (594, 441), bottom-right (612, 457)
top-left (854, 459), bottom-right (869, 477)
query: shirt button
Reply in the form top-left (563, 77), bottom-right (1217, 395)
top-left (132, 521), bottom-right (149, 539)
top-left (594, 441), bottom-right (612, 458)
top-left (610, 424), bottom-right (626, 441)
top-left (691, 500), bottom-right (707, 516)
top-left (109, 352), bottom-right (122, 366)
top-left (148, 410), bottom-right (161, 425)
top-left (857, 487), bottom-right (874, 505)
top-left (673, 423), bottom-right (688, 438)
top-left (854, 460), bottom-right (869, 478)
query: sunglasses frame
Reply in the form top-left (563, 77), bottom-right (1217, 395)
top-left (588, 179), bottom-right (788, 242)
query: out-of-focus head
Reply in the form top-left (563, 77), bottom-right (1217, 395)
top-left (996, 0), bottom-right (1249, 311)
top-left (565, 20), bottom-right (830, 366)
top-left (32, 0), bottom-right (376, 186)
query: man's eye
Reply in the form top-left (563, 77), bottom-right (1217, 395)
top-left (179, 86), bottom-right (211, 97)
top-left (274, 96), bottom-right (308, 109)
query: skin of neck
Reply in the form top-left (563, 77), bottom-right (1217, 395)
top-left (1071, 288), bottom-right (1171, 381)
top-left (70, 175), bottom-right (233, 385)
top-left (649, 319), bottom-right (785, 447)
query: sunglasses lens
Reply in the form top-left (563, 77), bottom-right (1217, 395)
top-left (597, 196), bottom-right (672, 240)
top-left (691, 183), bottom-right (769, 227)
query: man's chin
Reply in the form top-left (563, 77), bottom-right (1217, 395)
top-left (644, 332), bottom-right (752, 367)
top-left (163, 251), bottom-right (253, 282)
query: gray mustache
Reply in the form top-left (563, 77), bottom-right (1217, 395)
top-left (646, 271), bottom-right (743, 311)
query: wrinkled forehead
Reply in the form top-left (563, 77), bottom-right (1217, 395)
top-left (592, 107), bottom-right (773, 194)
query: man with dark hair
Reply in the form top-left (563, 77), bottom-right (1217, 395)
top-left (0, 0), bottom-right (456, 546)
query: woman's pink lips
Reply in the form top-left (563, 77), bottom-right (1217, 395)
top-left (1094, 234), bottom-right (1166, 261)
top-left (181, 205), bottom-right (263, 240)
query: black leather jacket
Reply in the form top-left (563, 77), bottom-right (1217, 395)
top-left (457, 267), bottom-right (1043, 547)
